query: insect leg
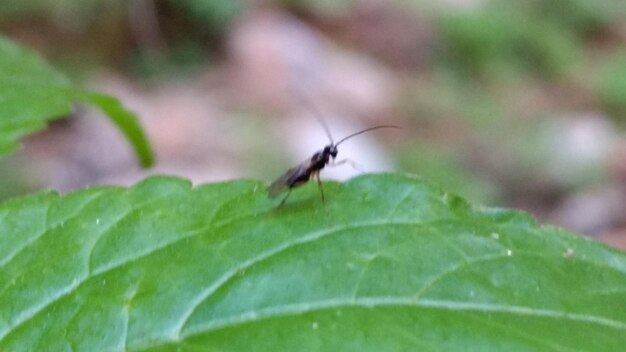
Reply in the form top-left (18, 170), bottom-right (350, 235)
top-left (314, 171), bottom-right (325, 202)
top-left (329, 158), bottom-right (364, 172)
top-left (278, 189), bottom-right (292, 207)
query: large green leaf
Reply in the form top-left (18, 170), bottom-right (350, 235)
top-left (0, 173), bottom-right (624, 351)
top-left (0, 36), bottom-right (153, 167)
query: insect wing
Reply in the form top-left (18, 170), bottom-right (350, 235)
top-left (267, 173), bottom-right (290, 198)
top-left (267, 161), bottom-right (312, 198)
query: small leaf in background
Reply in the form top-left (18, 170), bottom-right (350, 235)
top-left (0, 174), bottom-right (624, 351)
top-left (596, 50), bottom-right (626, 121)
top-left (0, 36), bottom-right (153, 167)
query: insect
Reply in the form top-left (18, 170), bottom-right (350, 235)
top-left (267, 120), bottom-right (399, 207)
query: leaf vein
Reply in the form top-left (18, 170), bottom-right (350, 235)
top-left (0, 191), bottom-right (104, 270)
top-left (181, 297), bottom-right (626, 339)
top-left (413, 251), bottom-right (548, 300)
top-left (172, 220), bottom-right (426, 338)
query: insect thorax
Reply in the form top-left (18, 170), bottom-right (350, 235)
top-left (311, 146), bottom-right (334, 169)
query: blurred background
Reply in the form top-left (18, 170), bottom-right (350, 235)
top-left (1, 0), bottom-right (625, 249)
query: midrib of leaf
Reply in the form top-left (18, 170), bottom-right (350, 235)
top-left (4, 216), bottom-right (624, 347)
top-left (178, 297), bottom-right (626, 338)
top-left (175, 232), bottom-right (626, 340)
top-left (170, 220), bottom-right (453, 339)
top-left (461, 310), bottom-right (580, 352)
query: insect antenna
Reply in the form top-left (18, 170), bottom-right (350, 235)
top-left (297, 93), bottom-right (334, 144)
top-left (335, 125), bottom-right (400, 147)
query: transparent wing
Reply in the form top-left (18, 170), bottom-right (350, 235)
top-left (267, 173), bottom-right (290, 198)
top-left (267, 162), bottom-right (311, 198)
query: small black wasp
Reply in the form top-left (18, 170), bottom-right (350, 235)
top-left (267, 113), bottom-right (398, 206)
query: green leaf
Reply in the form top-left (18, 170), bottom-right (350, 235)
top-left (0, 36), bottom-right (153, 167)
top-left (0, 173), bottom-right (624, 351)
top-left (596, 50), bottom-right (626, 120)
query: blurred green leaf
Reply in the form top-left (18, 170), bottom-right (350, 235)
top-left (525, 0), bottom-right (626, 34)
top-left (438, 9), bottom-right (510, 74)
top-left (0, 36), bottom-right (153, 167)
top-left (596, 51), bottom-right (626, 120)
top-left (167, 0), bottom-right (244, 34)
top-left (78, 93), bottom-right (154, 168)
top-left (281, 0), bottom-right (356, 17)
top-left (397, 143), bottom-right (497, 204)
top-left (0, 157), bottom-right (32, 201)
top-left (1, 173), bottom-right (624, 351)
top-left (438, 4), bottom-right (583, 78)
top-left (130, 44), bottom-right (207, 83)
top-left (0, 0), bottom-right (125, 24)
